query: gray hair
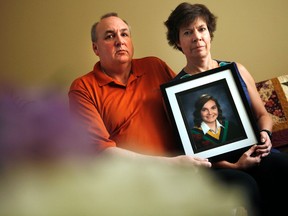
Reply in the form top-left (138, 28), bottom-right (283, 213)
top-left (91, 12), bottom-right (131, 42)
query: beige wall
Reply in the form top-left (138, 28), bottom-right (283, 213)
top-left (1, 0), bottom-right (288, 92)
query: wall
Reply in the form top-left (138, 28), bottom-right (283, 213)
top-left (1, 0), bottom-right (287, 91)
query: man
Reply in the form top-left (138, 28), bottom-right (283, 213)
top-left (68, 12), bottom-right (211, 167)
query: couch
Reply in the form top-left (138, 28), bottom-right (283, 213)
top-left (256, 74), bottom-right (288, 151)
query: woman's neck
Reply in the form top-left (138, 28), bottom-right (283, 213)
top-left (206, 121), bottom-right (217, 132)
top-left (184, 57), bottom-right (218, 75)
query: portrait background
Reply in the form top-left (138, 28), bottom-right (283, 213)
top-left (176, 80), bottom-right (242, 130)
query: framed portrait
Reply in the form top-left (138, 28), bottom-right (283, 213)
top-left (160, 62), bottom-right (260, 161)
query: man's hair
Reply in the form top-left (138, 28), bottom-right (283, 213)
top-left (91, 12), bottom-right (130, 42)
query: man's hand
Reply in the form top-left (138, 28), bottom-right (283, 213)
top-left (169, 155), bottom-right (212, 168)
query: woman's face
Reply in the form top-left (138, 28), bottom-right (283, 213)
top-left (200, 99), bottom-right (218, 124)
top-left (177, 17), bottom-right (211, 60)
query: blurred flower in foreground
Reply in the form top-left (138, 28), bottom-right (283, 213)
top-left (0, 85), bottom-right (94, 166)
top-left (0, 156), bottom-right (248, 216)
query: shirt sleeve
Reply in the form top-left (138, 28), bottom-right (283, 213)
top-left (68, 78), bottom-right (116, 153)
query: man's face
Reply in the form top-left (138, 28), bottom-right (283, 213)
top-left (93, 16), bottom-right (134, 67)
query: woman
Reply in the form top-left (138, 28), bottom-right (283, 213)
top-left (191, 94), bottom-right (244, 151)
top-left (164, 3), bottom-right (288, 216)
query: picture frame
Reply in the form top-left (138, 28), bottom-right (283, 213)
top-left (160, 62), bottom-right (260, 161)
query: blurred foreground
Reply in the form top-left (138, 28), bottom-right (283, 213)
top-left (0, 85), bottom-right (248, 216)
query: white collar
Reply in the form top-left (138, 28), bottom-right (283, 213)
top-left (200, 120), bottom-right (224, 135)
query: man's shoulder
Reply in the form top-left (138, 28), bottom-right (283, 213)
top-left (133, 56), bottom-right (165, 64)
top-left (71, 62), bottom-right (101, 84)
top-left (69, 68), bottom-right (100, 92)
top-left (132, 56), bottom-right (171, 72)
top-left (71, 70), bottom-right (95, 84)
top-left (132, 56), bottom-right (175, 78)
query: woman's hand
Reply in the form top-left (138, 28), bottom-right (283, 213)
top-left (234, 145), bottom-right (262, 169)
top-left (255, 131), bottom-right (272, 157)
top-left (213, 145), bottom-right (261, 170)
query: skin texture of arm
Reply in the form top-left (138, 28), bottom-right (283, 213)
top-left (101, 146), bottom-right (212, 168)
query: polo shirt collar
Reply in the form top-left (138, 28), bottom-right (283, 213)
top-left (93, 60), bottom-right (144, 87)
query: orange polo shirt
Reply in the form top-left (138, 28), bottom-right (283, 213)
top-left (69, 57), bottom-right (181, 156)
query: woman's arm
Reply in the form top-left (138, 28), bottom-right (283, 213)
top-left (236, 62), bottom-right (273, 157)
top-left (213, 62), bottom-right (273, 169)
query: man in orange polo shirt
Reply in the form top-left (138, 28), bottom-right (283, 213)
top-left (68, 12), bottom-right (211, 166)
